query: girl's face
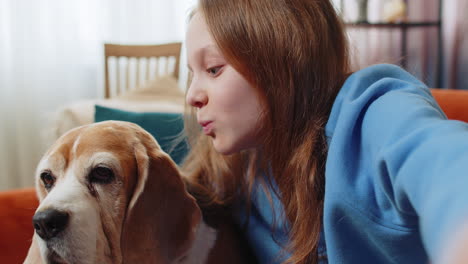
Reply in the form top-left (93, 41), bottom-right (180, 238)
top-left (186, 13), bottom-right (264, 155)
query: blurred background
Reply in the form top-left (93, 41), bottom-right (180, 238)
top-left (0, 0), bottom-right (467, 191)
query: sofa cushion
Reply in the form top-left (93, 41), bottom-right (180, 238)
top-left (0, 188), bottom-right (38, 264)
top-left (94, 105), bottom-right (189, 165)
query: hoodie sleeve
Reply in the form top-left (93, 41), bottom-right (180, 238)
top-left (325, 64), bottom-right (468, 261)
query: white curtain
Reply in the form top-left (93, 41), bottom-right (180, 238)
top-left (0, 0), bottom-right (197, 191)
top-left (2, 0), bottom-right (465, 191)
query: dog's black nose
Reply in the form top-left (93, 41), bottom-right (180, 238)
top-left (33, 209), bottom-right (69, 240)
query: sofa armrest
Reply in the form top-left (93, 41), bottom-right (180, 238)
top-left (0, 188), bottom-right (38, 264)
top-left (431, 88), bottom-right (468, 122)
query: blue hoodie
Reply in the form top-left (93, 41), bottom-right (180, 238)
top-left (235, 64), bottom-right (468, 263)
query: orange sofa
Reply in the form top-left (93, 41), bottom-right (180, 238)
top-left (1, 89), bottom-right (467, 264)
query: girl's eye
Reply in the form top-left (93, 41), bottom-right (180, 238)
top-left (207, 66), bottom-right (222, 76)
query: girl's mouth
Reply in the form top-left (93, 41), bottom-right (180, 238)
top-left (200, 121), bottom-right (214, 135)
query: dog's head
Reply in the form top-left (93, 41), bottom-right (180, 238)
top-left (31, 121), bottom-right (200, 264)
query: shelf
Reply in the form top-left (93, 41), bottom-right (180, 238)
top-left (343, 0), bottom-right (443, 87)
top-left (345, 21), bottom-right (441, 28)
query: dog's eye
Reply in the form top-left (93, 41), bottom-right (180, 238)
top-left (89, 166), bottom-right (114, 184)
top-left (40, 171), bottom-right (55, 190)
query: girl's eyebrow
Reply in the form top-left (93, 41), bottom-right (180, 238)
top-left (197, 45), bottom-right (222, 62)
top-left (199, 44), bottom-right (220, 55)
top-left (187, 44), bottom-right (222, 71)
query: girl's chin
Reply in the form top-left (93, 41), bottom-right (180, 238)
top-left (212, 138), bottom-right (255, 156)
top-left (213, 146), bottom-right (236, 156)
top-left (212, 139), bottom-right (237, 155)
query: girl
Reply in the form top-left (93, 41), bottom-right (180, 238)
top-left (182, 0), bottom-right (468, 263)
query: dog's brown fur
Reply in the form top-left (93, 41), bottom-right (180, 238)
top-left (24, 121), bottom-right (255, 264)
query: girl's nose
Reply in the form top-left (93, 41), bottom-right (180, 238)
top-left (186, 80), bottom-right (208, 108)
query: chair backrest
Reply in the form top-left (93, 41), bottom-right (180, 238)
top-left (104, 42), bottom-right (182, 98)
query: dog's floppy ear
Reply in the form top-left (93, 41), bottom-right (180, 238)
top-left (121, 136), bottom-right (201, 263)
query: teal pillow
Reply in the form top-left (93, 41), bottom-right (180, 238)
top-left (94, 105), bottom-right (188, 165)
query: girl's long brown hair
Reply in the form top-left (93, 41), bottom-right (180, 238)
top-left (182, 0), bottom-right (350, 263)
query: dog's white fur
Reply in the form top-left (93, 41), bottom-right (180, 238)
top-left (24, 121), bottom-right (219, 264)
top-left (32, 152), bottom-right (123, 264)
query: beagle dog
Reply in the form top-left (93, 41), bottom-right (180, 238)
top-left (24, 121), bottom-right (254, 264)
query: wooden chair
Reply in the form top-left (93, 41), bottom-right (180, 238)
top-left (104, 42), bottom-right (182, 98)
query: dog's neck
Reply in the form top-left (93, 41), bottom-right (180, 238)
top-left (175, 219), bottom-right (217, 264)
